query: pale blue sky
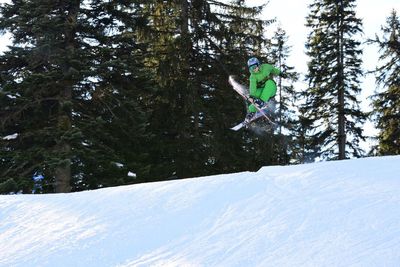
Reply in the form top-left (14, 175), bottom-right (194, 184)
top-left (250, 0), bottom-right (398, 149)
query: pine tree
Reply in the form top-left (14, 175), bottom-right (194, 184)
top-left (0, 1), bottom-right (151, 193)
top-left (141, 0), bottom-right (276, 179)
top-left (268, 26), bottom-right (299, 164)
top-left (290, 114), bottom-right (316, 163)
top-left (302, 0), bottom-right (366, 160)
top-left (0, 0), bottom-right (280, 192)
top-left (370, 10), bottom-right (400, 155)
top-left (211, 1), bottom-right (278, 171)
top-left (136, 0), bottom-right (195, 180)
top-left (0, 0), bottom-right (81, 193)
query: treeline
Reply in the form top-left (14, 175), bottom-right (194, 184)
top-left (0, 1), bottom-right (398, 194)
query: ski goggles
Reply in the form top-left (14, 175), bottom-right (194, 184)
top-left (249, 64), bottom-right (259, 72)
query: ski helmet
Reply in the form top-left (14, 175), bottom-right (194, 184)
top-left (247, 57), bottom-right (260, 68)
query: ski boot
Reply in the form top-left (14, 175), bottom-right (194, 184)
top-left (245, 112), bottom-right (255, 123)
top-left (251, 97), bottom-right (266, 109)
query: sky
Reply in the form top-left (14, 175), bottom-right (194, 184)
top-left (246, 0), bottom-right (399, 150)
top-left (251, 0), bottom-right (399, 73)
top-left (1, 155), bottom-right (400, 266)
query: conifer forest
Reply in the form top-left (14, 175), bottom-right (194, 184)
top-left (0, 0), bottom-right (399, 193)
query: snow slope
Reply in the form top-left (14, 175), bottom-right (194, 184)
top-left (1, 156), bottom-right (400, 267)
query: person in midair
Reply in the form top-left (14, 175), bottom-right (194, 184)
top-left (246, 57), bottom-right (281, 120)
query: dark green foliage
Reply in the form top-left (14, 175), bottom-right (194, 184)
top-left (0, 0), bottom-right (151, 192)
top-left (302, 0), bottom-right (366, 160)
top-left (141, 0), bottom-right (277, 179)
top-left (369, 10), bottom-right (400, 155)
top-left (289, 114), bottom-right (316, 163)
top-left (268, 27), bottom-right (300, 164)
top-left (0, 178), bottom-right (18, 194)
top-left (0, 0), bottom-right (297, 193)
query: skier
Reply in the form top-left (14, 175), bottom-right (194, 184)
top-left (246, 57), bottom-right (281, 121)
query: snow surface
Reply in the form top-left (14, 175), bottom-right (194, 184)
top-left (1, 156), bottom-right (400, 267)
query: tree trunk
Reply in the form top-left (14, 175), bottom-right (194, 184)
top-left (337, 0), bottom-right (346, 160)
top-left (55, 0), bottom-right (80, 193)
top-left (55, 149), bottom-right (71, 193)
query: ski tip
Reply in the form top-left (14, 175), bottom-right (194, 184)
top-left (228, 75), bottom-right (237, 84)
top-left (228, 75), bottom-right (234, 84)
top-left (230, 123), bottom-right (243, 131)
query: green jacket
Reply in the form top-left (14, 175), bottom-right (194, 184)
top-left (249, 63), bottom-right (280, 97)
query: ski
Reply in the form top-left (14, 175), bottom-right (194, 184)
top-left (230, 109), bottom-right (267, 131)
top-left (228, 75), bottom-right (276, 130)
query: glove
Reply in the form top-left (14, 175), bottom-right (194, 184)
top-left (248, 96), bottom-right (264, 107)
top-left (248, 96), bottom-right (258, 103)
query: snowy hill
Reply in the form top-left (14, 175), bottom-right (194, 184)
top-left (1, 156), bottom-right (400, 267)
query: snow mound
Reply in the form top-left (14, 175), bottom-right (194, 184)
top-left (1, 156), bottom-right (400, 267)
